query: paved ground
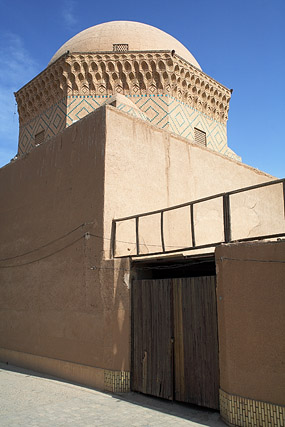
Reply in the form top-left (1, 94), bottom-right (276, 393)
top-left (0, 363), bottom-right (226, 426)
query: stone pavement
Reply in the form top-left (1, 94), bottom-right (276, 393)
top-left (0, 363), bottom-right (226, 426)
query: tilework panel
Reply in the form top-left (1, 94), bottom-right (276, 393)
top-left (114, 103), bottom-right (149, 122)
top-left (131, 95), bottom-right (240, 160)
top-left (104, 369), bottom-right (130, 393)
top-left (132, 94), bottom-right (170, 130)
top-left (66, 96), bottom-right (104, 126)
top-left (220, 389), bottom-right (285, 427)
top-left (165, 97), bottom-right (241, 161)
top-left (66, 95), bottom-right (149, 125)
top-left (18, 94), bottom-right (241, 162)
top-left (18, 100), bottom-right (67, 155)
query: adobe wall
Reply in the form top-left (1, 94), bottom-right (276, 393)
top-left (216, 241), bottom-right (285, 426)
top-left (0, 107), bottom-right (130, 392)
top-left (1, 103), bottom-right (284, 399)
top-left (103, 106), bottom-right (283, 258)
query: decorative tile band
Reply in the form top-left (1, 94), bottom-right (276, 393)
top-left (18, 93), bottom-right (240, 162)
top-left (220, 389), bottom-right (285, 427)
top-left (104, 370), bottom-right (130, 393)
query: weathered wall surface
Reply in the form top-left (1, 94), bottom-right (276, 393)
top-left (103, 107), bottom-right (283, 258)
top-left (215, 241), bottom-right (285, 423)
top-left (0, 107), bottom-right (130, 389)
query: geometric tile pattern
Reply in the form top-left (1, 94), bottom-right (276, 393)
top-left (112, 102), bottom-right (149, 122)
top-left (66, 96), bottom-right (103, 126)
top-left (66, 95), bottom-right (149, 125)
top-left (18, 99), bottom-right (67, 155)
top-left (131, 95), bottom-right (241, 161)
top-left (220, 389), bottom-right (285, 427)
top-left (104, 369), bottom-right (130, 393)
top-left (18, 94), bottom-right (241, 161)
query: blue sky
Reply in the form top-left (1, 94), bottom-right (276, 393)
top-left (0, 0), bottom-right (284, 177)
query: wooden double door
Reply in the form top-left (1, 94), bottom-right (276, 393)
top-left (131, 276), bottom-right (219, 409)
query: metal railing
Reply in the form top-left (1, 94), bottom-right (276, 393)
top-left (111, 178), bottom-right (285, 258)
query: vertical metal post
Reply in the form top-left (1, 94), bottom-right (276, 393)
top-left (110, 220), bottom-right (116, 258)
top-left (136, 217), bottom-right (140, 255)
top-left (223, 194), bottom-right (232, 243)
top-left (283, 181), bottom-right (285, 217)
top-left (190, 204), bottom-right (196, 247)
top-left (161, 211), bottom-right (166, 252)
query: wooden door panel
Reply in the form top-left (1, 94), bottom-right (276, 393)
top-left (132, 276), bottom-right (219, 409)
top-left (173, 276), bottom-right (219, 409)
top-left (132, 279), bottom-right (173, 400)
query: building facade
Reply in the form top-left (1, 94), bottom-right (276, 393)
top-left (0, 21), bottom-right (284, 427)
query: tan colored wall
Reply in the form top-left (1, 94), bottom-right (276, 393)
top-left (0, 107), bottom-right (130, 387)
top-left (1, 103), bottom-right (284, 396)
top-left (215, 241), bottom-right (285, 406)
top-left (103, 107), bottom-right (283, 258)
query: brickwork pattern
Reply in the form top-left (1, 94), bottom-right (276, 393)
top-left (18, 100), bottom-right (67, 155)
top-left (104, 370), bottom-right (130, 393)
top-left (18, 92), bottom-right (240, 161)
top-left (16, 50), bottom-right (237, 158)
top-left (16, 52), bottom-right (231, 127)
top-left (220, 389), bottom-right (285, 427)
top-left (65, 94), bottom-right (240, 160)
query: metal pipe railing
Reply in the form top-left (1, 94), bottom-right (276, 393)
top-left (112, 178), bottom-right (285, 258)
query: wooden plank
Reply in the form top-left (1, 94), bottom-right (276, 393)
top-left (132, 279), bottom-right (173, 400)
top-left (173, 278), bottom-right (185, 401)
top-left (174, 276), bottom-right (219, 409)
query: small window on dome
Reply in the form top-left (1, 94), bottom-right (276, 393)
top-left (194, 128), bottom-right (206, 146)
top-left (113, 44), bottom-right (129, 52)
top-left (35, 130), bottom-right (45, 145)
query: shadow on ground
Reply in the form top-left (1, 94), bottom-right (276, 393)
top-left (0, 362), bottom-right (225, 426)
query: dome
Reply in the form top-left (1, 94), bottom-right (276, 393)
top-left (49, 20), bottom-right (201, 70)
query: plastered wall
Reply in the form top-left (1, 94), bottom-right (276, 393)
top-left (103, 107), bottom-right (282, 258)
top-left (0, 107), bottom-right (130, 389)
top-left (1, 104), bottom-right (283, 396)
top-left (215, 241), bottom-right (285, 423)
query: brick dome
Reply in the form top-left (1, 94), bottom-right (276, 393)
top-left (49, 20), bottom-right (201, 70)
